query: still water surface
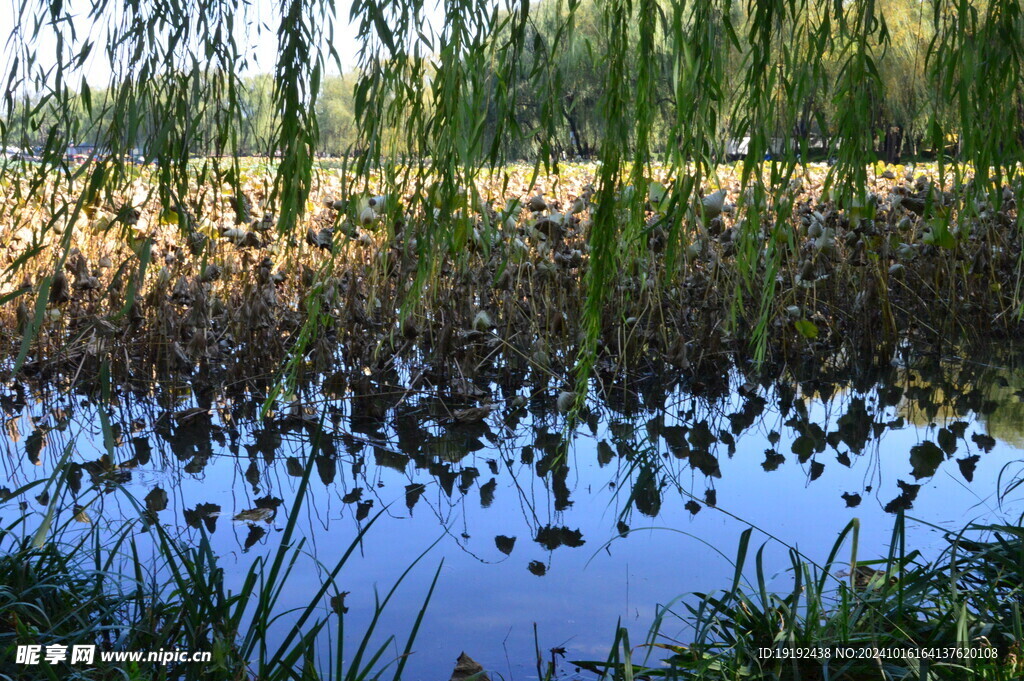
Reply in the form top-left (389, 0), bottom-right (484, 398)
top-left (3, 352), bottom-right (1023, 678)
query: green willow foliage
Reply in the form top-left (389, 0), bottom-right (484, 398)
top-left (2, 0), bottom-right (1024, 379)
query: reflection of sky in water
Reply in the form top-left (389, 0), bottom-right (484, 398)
top-left (3, 364), bottom-right (1023, 681)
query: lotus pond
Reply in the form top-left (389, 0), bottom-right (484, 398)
top-left (3, 343), bottom-right (1023, 679)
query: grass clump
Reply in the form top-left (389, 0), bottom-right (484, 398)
top-left (577, 514), bottom-right (1024, 681)
top-left (0, 442), bottom-right (439, 681)
top-left (0, 525), bottom-right (245, 680)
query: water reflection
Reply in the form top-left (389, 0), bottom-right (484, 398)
top-left (2, 348), bottom-right (1024, 677)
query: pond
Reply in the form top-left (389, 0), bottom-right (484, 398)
top-left (3, 348), bottom-right (1023, 679)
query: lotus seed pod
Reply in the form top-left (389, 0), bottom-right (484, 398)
top-left (359, 206), bottom-right (377, 226)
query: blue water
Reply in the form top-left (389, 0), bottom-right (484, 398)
top-left (3, 358), bottom-right (1022, 679)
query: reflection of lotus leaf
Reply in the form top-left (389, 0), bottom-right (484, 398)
top-left (633, 469), bottom-right (662, 516)
top-left (495, 535), bottom-right (516, 555)
top-left (535, 525), bottom-right (585, 550)
top-left (762, 450), bottom-right (785, 471)
top-left (405, 483), bottom-right (426, 511)
top-left (836, 398), bottom-right (871, 453)
top-left (910, 440), bottom-right (945, 479)
top-left (884, 480), bottom-right (921, 513)
top-left (937, 428), bottom-right (958, 454)
top-left (688, 421), bottom-right (716, 450)
top-left (479, 478), bottom-right (496, 507)
top-left (957, 455), bottom-right (980, 482)
top-left (183, 503), bottom-right (221, 532)
top-left (243, 525), bottom-right (266, 551)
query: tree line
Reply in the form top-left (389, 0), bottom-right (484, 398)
top-left (9, 0), bottom-right (1020, 165)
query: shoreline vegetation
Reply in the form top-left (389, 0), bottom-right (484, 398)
top-left (2, 161), bottom-right (1022, 401)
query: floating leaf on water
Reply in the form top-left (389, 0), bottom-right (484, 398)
top-left (704, 489), bottom-right (717, 507)
top-left (233, 507), bottom-right (275, 523)
top-left (73, 506), bottom-right (90, 523)
top-left (449, 377), bottom-right (488, 401)
top-left (449, 652), bottom-right (489, 681)
top-left (286, 456), bottom-right (303, 477)
top-left (495, 535), bottom-right (516, 555)
top-left (355, 499), bottom-right (373, 521)
top-left (596, 440), bottom-right (615, 466)
top-left (841, 492), bottom-right (862, 507)
top-left (144, 486), bottom-right (168, 513)
top-left (172, 407), bottom-right (208, 423)
top-left (527, 560), bottom-right (546, 576)
top-left (450, 405), bottom-right (494, 424)
top-left (684, 500), bottom-right (701, 515)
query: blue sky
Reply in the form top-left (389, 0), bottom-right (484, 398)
top-left (0, 0), bottom-right (403, 89)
